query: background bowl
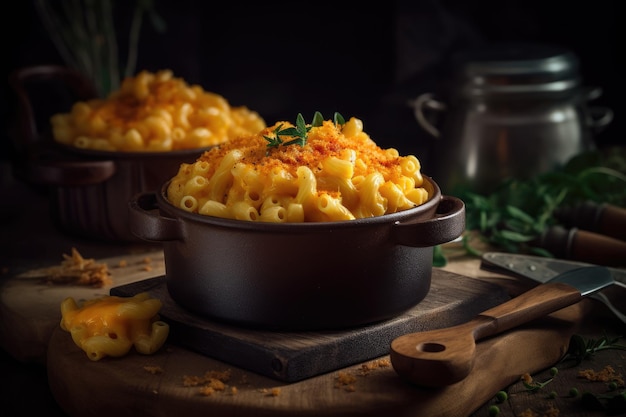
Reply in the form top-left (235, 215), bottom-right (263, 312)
top-left (7, 65), bottom-right (214, 242)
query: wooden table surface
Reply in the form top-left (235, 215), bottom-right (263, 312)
top-left (1, 162), bottom-right (625, 417)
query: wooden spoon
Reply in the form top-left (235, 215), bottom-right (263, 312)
top-left (390, 266), bottom-right (613, 387)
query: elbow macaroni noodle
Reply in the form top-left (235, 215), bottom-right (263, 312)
top-left (50, 69), bottom-right (266, 152)
top-left (60, 292), bottom-right (169, 360)
top-left (167, 116), bottom-right (430, 222)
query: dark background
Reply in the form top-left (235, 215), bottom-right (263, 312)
top-left (0, 3), bottom-right (623, 416)
top-left (3, 0), bottom-right (624, 168)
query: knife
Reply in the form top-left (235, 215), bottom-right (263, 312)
top-left (390, 265), bottom-right (614, 388)
top-left (481, 252), bottom-right (626, 324)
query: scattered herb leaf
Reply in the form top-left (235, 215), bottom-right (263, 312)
top-left (522, 375), bottom-right (554, 392)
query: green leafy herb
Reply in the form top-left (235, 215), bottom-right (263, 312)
top-left (263, 111), bottom-right (345, 153)
top-left (441, 147), bottom-right (626, 262)
top-left (332, 112), bottom-right (346, 126)
top-left (560, 334), bottom-right (626, 366)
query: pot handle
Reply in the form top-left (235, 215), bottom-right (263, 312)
top-left (581, 86), bottom-right (614, 134)
top-left (8, 65), bottom-right (117, 186)
top-left (14, 157), bottom-right (117, 186)
top-left (8, 65), bottom-right (98, 152)
top-left (409, 93), bottom-right (447, 138)
top-left (393, 196), bottom-right (465, 247)
top-left (586, 106), bottom-right (614, 134)
top-left (128, 192), bottom-right (185, 242)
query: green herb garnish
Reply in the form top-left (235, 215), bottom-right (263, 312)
top-left (437, 147), bottom-right (626, 263)
top-left (263, 111), bottom-right (345, 153)
top-left (560, 333), bottom-right (626, 366)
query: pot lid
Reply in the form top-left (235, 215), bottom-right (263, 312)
top-left (451, 42), bottom-right (581, 96)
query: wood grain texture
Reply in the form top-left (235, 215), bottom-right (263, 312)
top-left (46, 304), bottom-right (583, 417)
top-left (390, 281), bottom-right (584, 387)
top-left (0, 251), bottom-right (165, 363)
top-left (109, 270), bottom-right (509, 382)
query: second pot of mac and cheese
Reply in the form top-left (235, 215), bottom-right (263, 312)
top-left (9, 66), bottom-right (266, 242)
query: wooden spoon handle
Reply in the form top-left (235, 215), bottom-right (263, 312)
top-left (390, 282), bottom-right (582, 387)
top-left (474, 282), bottom-right (582, 339)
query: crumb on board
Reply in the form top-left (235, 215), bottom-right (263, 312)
top-left (334, 371), bottom-right (356, 392)
top-left (143, 366), bottom-right (164, 375)
top-left (358, 358), bottom-right (391, 376)
top-left (544, 404), bottom-right (560, 417)
top-left (42, 247), bottom-right (112, 287)
top-left (519, 404), bottom-right (560, 417)
top-left (578, 365), bottom-right (624, 386)
top-left (118, 260), bottom-right (128, 268)
top-left (183, 369), bottom-right (238, 396)
top-left (258, 388), bottom-right (281, 397)
top-left (333, 358), bottom-right (391, 392)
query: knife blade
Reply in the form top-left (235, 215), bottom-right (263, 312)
top-left (481, 252), bottom-right (626, 324)
top-left (480, 252), bottom-right (626, 286)
top-left (391, 266), bottom-right (614, 387)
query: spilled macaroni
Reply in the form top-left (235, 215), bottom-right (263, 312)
top-left (50, 69), bottom-right (266, 152)
top-left (167, 115), bottom-right (430, 222)
top-left (60, 292), bottom-right (169, 360)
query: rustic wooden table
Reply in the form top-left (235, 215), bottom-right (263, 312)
top-left (1, 162), bottom-right (624, 417)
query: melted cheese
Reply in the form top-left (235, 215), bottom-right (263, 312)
top-left (60, 292), bottom-right (169, 360)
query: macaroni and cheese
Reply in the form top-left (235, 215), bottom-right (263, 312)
top-left (60, 292), bottom-right (169, 361)
top-left (167, 115), bottom-right (429, 222)
top-left (50, 69), bottom-right (266, 152)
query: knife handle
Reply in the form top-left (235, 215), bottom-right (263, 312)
top-left (390, 282), bottom-right (582, 387)
top-left (538, 226), bottom-right (626, 267)
top-left (555, 201), bottom-right (626, 242)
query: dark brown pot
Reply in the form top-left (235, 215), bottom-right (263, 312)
top-left (128, 177), bottom-right (465, 330)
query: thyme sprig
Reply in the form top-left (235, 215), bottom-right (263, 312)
top-left (263, 111), bottom-right (345, 153)
top-left (560, 333), bottom-right (626, 366)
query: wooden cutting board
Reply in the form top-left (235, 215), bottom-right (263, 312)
top-left (0, 251), bottom-right (166, 363)
top-left (0, 250), bottom-right (506, 367)
top-left (109, 270), bottom-right (510, 382)
top-left (2, 249), bottom-right (587, 416)
top-left (46, 303), bottom-right (583, 417)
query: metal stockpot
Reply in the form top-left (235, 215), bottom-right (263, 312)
top-left (128, 177), bottom-right (465, 330)
top-left (412, 43), bottom-right (613, 196)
